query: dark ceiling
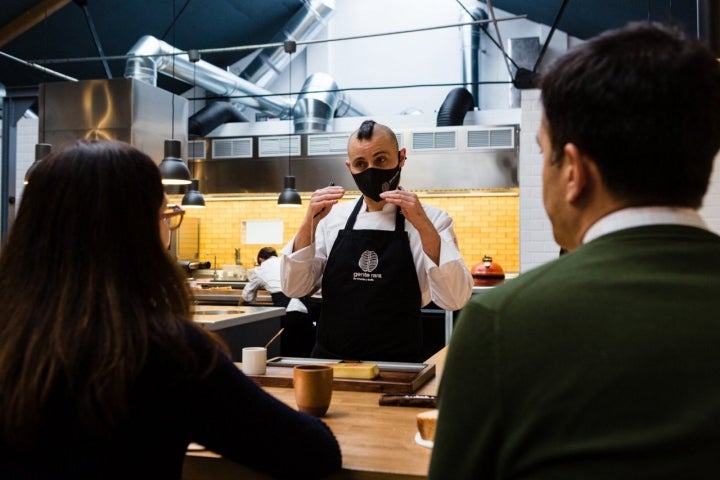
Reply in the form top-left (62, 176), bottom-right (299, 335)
top-left (0, 0), bottom-right (303, 96)
top-left (0, 0), bottom-right (702, 101)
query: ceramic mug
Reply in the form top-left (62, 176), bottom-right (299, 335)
top-left (293, 365), bottom-right (334, 417)
top-left (241, 347), bottom-right (267, 375)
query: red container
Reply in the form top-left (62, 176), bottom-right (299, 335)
top-left (471, 255), bottom-right (505, 287)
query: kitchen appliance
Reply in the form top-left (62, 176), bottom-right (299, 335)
top-left (178, 260), bottom-right (211, 277)
top-left (471, 255), bottom-right (505, 286)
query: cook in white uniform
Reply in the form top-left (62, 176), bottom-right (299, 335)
top-left (281, 120), bottom-right (473, 362)
top-left (242, 247), bottom-right (315, 357)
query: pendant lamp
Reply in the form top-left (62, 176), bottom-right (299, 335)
top-left (182, 178), bottom-right (206, 208)
top-left (180, 50), bottom-right (205, 207)
top-left (277, 40), bottom-right (301, 207)
top-left (160, 2), bottom-right (191, 186)
top-left (278, 175), bottom-right (302, 206)
top-left (159, 139), bottom-right (191, 185)
top-left (24, 143), bottom-right (52, 185)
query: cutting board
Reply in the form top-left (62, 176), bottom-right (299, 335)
top-left (245, 357), bottom-right (436, 394)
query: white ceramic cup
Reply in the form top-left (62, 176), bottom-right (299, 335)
top-left (242, 347), bottom-right (267, 375)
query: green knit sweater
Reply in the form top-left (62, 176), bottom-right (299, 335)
top-left (430, 225), bottom-right (720, 480)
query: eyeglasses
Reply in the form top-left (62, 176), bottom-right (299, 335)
top-left (161, 204), bottom-right (185, 231)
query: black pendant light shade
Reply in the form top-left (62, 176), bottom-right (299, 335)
top-left (159, 139), bottom-right (191, 185)
top-left (24, 143), bottom-right (52, 185)
top-left (182, 178), bottom-right (206, 208)
top-left (277, 175), bottom-right (302, 206)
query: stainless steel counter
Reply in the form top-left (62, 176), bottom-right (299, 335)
top-left (191, 305), bottom-right (286, 360)
top-left (192, 305), bottom-right (286, 331)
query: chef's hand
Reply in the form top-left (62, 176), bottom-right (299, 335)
top-left (293, 184), bottom-right (345, 252)
top-left (381, 188), bottom-right (441, 265)
top-left (380, 188), bottom-right (429, 227)
top-left (307, 184), bottom-right (345, 222)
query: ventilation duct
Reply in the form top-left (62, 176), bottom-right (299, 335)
top-left (189, 102), bottom-right (249, 138)
top-left (293, 72), bottom-right (365, 133)
top-left (436, 88), bottom-right (475, 126)
top-left (123, 0), bottom-right (367, 134)
top-left (235, 0), bottom-right (335, 89)
top-left (460, 4), bottom-right (488, 109)
top-left (124, 35), bottom-right (292, 118)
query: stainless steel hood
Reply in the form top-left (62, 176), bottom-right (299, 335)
top-left (192, 116), bottom-right (519, 194)
top-left (39, 77), bottom-right (187, 164)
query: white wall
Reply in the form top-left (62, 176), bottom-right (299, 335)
top-left (519, 89), bottom-right (720, 273)
top-left (274, 1), bottom-right (578, 116)
top-left (518, 89), bottom-right (557, 272)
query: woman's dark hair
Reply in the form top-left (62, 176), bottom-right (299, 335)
top-left (0, 140), bottom-right (224, 447)
top-left (540, 22), bottom-right (720, 208)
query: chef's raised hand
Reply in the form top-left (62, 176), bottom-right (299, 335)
top-left (380, 188), bottom-right (441, 265)
top-left (380, 189), bottom-right (427, 226)
top-left (308, 184), bottom-right (345, 222)
top-left (293, 184), bottom-right (345, 252)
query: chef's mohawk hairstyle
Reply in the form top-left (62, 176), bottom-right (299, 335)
top-left (356, 120), bottom-right (376, 140)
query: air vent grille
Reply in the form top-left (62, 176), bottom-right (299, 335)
top-left (259, 136), bottom-right (301, 157)
top-left (308, 134), bottom-right (349, 156)
top-left (188, 140), bottom-right (206, 159)
top-left (212, 138), bottom-right (253, 158)
top-left (412, 131), bottom-right (457, 150)
top-left (467, 127), bottom-right (515, 149)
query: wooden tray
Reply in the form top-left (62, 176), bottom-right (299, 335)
top-left (246, 357), bottom-right (436, 394)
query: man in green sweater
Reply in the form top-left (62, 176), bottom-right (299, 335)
top-left (430, 22), bottom-right (720, 479)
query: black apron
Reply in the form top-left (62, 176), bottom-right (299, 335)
top-left (312, 196), bottom-right (422, 362)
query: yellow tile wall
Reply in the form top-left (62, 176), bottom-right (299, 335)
top-left (171, 189), bottom-right (519, 273)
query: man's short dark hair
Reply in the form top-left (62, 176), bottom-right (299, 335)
top-left (352, 120), bottom-right (399, 151)
top-left (356, 120), bottom-right (376, 140)
top-left (257, 247), bottom-right (278, 263)
top-left (540, 22), bottom-right (720, 208)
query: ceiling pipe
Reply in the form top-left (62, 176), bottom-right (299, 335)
top-left (460, 3), bottom-right (488, 109)
top-left (235, 0), bottom-right (336, 89)
top-left (189, 102), bottom-right (249, 137)
top-left (436, 87), bottom-right (475, 127)
top-left (293, 72), bottom-right (366, 133)
top-left (124, 35), bottom-right (292, 118)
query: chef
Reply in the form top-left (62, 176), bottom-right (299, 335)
top-left (281, 120), bottom-right (473, 362)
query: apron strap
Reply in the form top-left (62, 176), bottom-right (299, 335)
top-left (345, 195), bottom-right (406, 232)
top-left (344, 196), bottom-right (365, 230)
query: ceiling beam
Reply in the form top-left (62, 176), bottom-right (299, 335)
top-left (0, 0), bottom-right (72, 48)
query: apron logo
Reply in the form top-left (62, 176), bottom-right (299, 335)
top-left (358, 250), bottom-right (379, 272)
top-left (353, 250), bottom-right (382, 281)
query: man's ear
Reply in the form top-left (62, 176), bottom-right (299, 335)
top-left (562, 143), bottom-right (590, 203)
top-left (398, 148), bottom-right (407, 167)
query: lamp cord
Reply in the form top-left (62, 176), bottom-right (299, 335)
top-left (171, 0), bottom-right (176, 139)
top-left (288, 50), bottom-right (292, 176)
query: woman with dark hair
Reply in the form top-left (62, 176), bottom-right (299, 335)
top-left (0, 140), bottom-right (341, 479)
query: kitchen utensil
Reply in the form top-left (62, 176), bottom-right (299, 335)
top-left (265, 327), bottom-right (285, 349)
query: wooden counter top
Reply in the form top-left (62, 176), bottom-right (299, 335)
top-left (183, 348), bottom-right (447, 479)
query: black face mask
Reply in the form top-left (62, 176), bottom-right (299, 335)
top-left (351, 164), bottom-right (401, 202)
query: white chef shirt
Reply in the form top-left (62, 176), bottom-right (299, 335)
top-left (242, 255), bottom-right (307, 313)
top-left (280, 197), bottom-right (473, 311)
